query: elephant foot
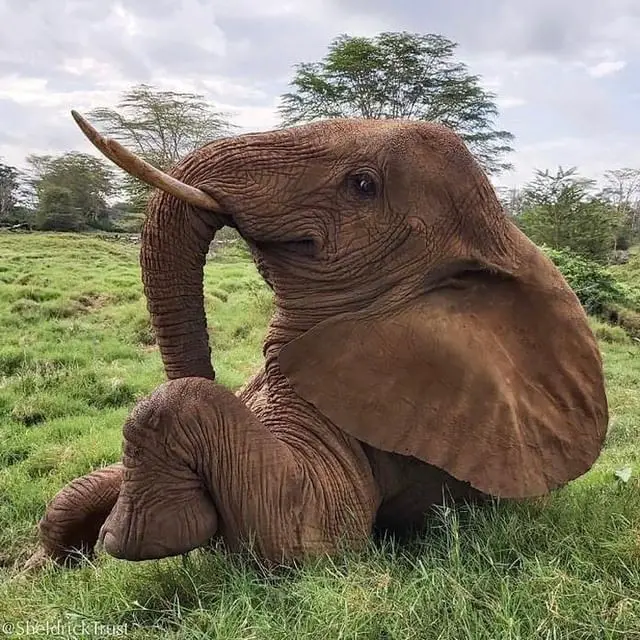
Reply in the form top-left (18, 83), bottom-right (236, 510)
top-left (96, 388), bottom-right (221, 561)
top-left (97, 479), bottom-right (219, 562)
top-left (36, 463), bottom-right (124, 566)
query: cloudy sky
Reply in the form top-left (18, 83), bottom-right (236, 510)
top-left (1, 0), bottom-right (638, 187)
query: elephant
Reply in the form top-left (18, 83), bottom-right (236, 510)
top-left (31, 111), bottom-right (609, 567)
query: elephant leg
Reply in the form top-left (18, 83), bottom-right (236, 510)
top-left (36, 463), bottom-right (123, 565)
top-left (365, 446), bottom-right (487, 538)
top-left (99, 378), bottom-right (380, 563)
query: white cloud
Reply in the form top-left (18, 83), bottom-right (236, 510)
top-left (585, 59), bottom-right (627, 77)
top-left (0, 76), bottom-right (49, 104)
top-left (111, 3), bottom-right (140, 37)
top-left (496, 97), bottom-right (526, 109)
top-left (61, 57), bottom-right (117, 78)
top-left (223, 104), bottom-right (281, 132)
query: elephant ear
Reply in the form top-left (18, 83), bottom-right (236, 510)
top-left (279, 254), bottom-right (608, 499)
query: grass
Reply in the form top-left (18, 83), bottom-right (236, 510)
top-left (1, 232), bottom-right (639, 639)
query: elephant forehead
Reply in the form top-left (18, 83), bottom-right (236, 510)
top-left (309, 117), bottom-right (456, 139)
top-left (333, 119), bottom-right (462, 159)
top-left (231, 118), bottom-right (461, 156)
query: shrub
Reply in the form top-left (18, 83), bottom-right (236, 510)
top-left (607, 306), bottom-right (640, 338)
top-left (540, 246), bottom-right (628, 315)
top-left (610, 251), bottom-right (640, 311)
top-left (588, 318), bottom-right (630, 344)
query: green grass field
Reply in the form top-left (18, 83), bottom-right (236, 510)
top-left (1, 233), bottom-right (639, 639)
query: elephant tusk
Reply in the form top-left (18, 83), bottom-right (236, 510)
top-left (70, 110), bottom-right (221, 212)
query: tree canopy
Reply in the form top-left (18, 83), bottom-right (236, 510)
top-left (87, 84), bottom-right (235, 216)
top-left (516, 167), bottom-right (620, 262)
top-left (278, 32), bottom-right (515, 175)
top-left (88, 84), bottom-right (234, 170)
top-left (26, 152), bottom-right (117, 231)
top-left (0, 160), bottom-right (24, 223)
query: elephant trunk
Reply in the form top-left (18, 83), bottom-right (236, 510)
top-left (140, 190), bottom-right (225, 380)
top-left (68, 110), bottom-right (228, 381)
top-left (36, 463), bottom-right (124, 565)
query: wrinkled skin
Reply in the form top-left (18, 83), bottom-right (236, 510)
top-left (33, 118), bottom-right (609, 566)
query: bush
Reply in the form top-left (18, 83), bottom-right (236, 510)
top-left (540, 246), bottom-right (627, 315)
top-left (607, 306), bottom-right (640, 338)
top-left (609, 250), bottom-right (640, 311)
top-left (588, 318), bottom-right (630, 344)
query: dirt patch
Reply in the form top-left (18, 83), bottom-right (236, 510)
top-left (72, 292), bottom-right (113, 310)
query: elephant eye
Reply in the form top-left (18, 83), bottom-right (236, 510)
top-left (348, 171), bottom-right (378, 198)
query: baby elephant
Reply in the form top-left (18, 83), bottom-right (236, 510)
top-left (32, 111), bottom-right (608, 566)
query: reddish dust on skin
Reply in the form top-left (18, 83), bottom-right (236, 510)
top-left (27, 113), bottom-right (608, 567)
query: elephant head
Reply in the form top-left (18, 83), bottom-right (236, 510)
top-left (70, 111), bottom-right (607, 511)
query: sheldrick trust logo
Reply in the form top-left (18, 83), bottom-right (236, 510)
top-left (1, 621), bottom-right (129, 637)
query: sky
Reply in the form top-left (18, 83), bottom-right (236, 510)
top-left (0, 0), bottom-right (639, 188)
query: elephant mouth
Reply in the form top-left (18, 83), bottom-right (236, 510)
top-left (255, 237), bottom-right (318, 258)
top-left (229, 216), bottom-right (318, 258)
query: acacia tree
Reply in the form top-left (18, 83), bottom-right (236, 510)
top-left (278, 32), bottom-right (515, 175)
top-left (599, 168), bottom-right (640, 249)
top-left (88, 84), bottom-right (235, 217)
